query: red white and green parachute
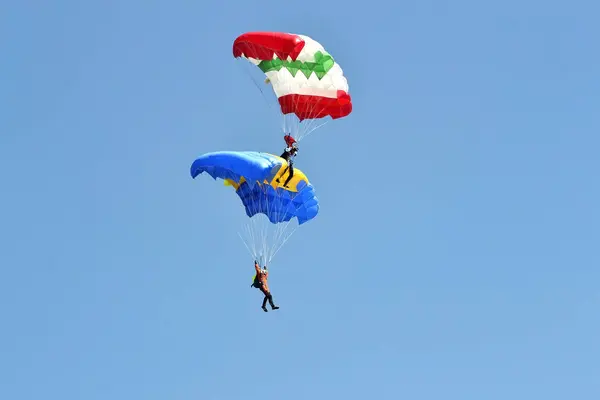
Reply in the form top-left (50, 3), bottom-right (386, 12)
top-left (233, 32), bottom-right (352, 141)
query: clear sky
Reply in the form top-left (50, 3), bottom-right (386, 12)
top-left (1, 1), bottom-right (599, 399)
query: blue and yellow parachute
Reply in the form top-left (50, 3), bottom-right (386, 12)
top-left (190, 151), bottom-right (319, 225)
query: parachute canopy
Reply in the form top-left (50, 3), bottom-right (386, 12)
top-left (233, 32), bottom-right (352, 123)
top-left (190, 151), bottom-right (319, 225)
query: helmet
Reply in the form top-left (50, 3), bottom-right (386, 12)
top-left (262, 268), bottom-right (268, 274)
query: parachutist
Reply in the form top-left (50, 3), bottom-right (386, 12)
top-left (276, 135), bottom-right (298, 188)
top-left (251, 261), bottom-right (279, 312)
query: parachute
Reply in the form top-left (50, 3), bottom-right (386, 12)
top-left (233, 32), bottom-right (352, 142)
top-left (190, 151), bottom-right (319, 265)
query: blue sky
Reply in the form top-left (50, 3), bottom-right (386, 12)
top-left (1, 0), bottom-right (599, 399)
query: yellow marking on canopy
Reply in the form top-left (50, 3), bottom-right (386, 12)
top-left (224, 176), bottom-right (245, 190)
top-left (222, 154), bottom-right (309, 193)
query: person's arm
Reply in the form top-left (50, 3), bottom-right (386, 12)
top-left (255, 261), bottom-right (261, 274)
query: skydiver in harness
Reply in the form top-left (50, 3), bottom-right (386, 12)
top-left (276, 134), bottom-right (298, 188)
top-left (251, 261), bottom-right (279, 312)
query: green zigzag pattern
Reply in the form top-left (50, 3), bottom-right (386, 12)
top-left (257, 51), bottom-right (335, 80)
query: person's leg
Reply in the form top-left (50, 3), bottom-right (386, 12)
top-left (275, 166), bottom-right (288, 183)
top-left (267, 293), bottom-right (279, 310)
top-left (283, 165), bottom-right (294, 187)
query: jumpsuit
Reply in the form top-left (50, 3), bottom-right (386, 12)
top-left (254, 262), bottom-right (278, 311)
